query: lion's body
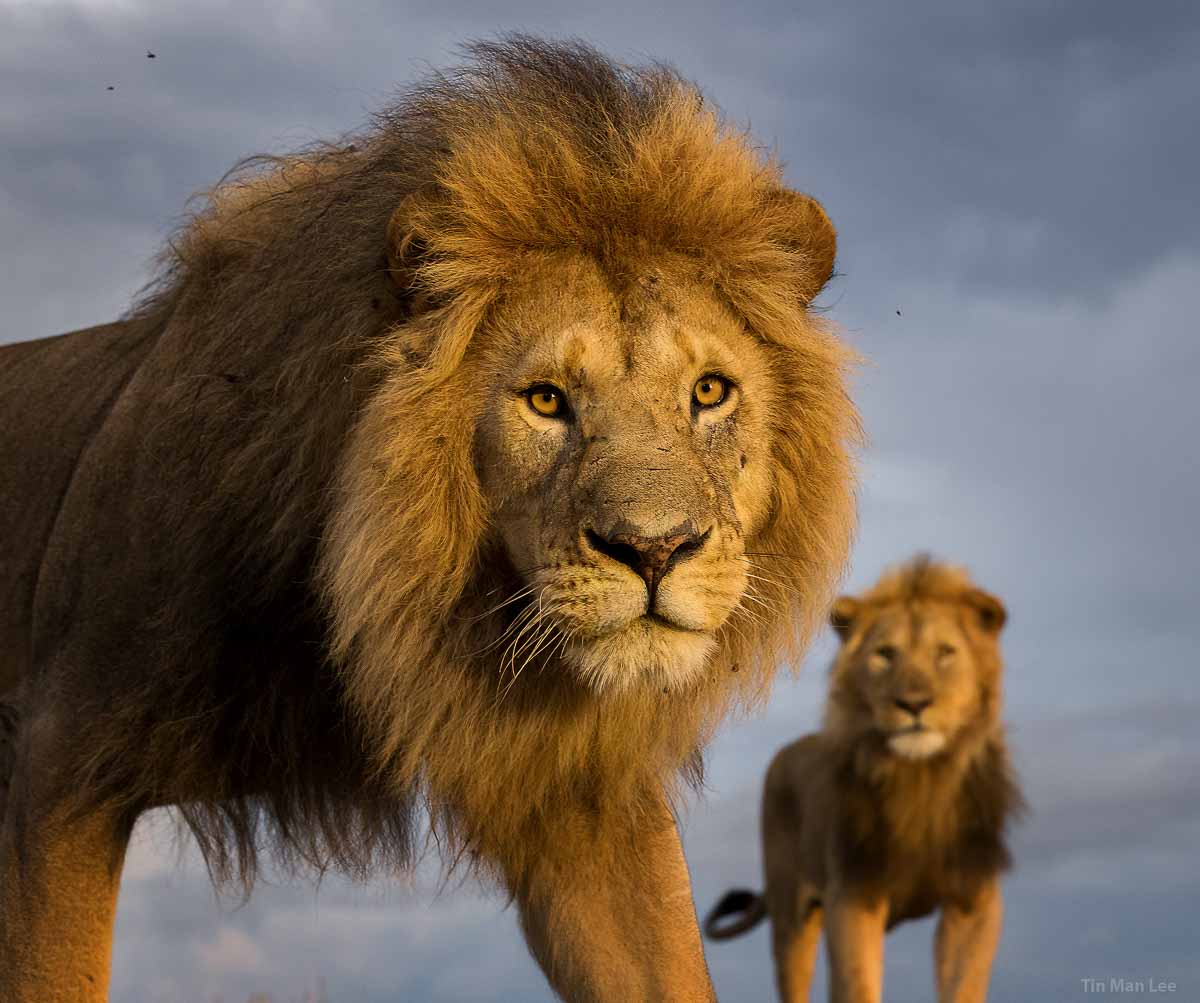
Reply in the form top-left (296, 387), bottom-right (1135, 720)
top-left (0, 38), bottom-right (859, 1001)
top-left (704, 558), bottom-right (1023, 1003)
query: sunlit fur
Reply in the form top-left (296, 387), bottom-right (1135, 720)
top-left (319, 39), bottom-right (861, 881)
top-left (55, 37), bottom-right (858, 888)
top-left (823, 555), bottom-right (1010, 772)
top-left (705, 556), bottom-right (1024, 964)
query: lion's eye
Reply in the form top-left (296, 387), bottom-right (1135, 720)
top-left (526, 384), bottom-right (567, 418)
top-left (692, 374), bottom-right (729, 409)
top-left (937, 643), bottom-right (957, 659)
top-left (867, 643), bottom-right (896, 673)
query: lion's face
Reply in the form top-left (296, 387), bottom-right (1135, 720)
top-left (474, 255), bottom-right (777, 694)
top-left (827, 587), bottom-right (1006, 760)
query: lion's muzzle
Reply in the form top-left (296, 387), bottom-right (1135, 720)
top-left (584, 521), bottom-right (710, 604)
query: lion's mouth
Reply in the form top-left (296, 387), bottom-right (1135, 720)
top-left (643, 611), bottom-right (706, 634)
top-left (886, 728), bottom-right (947, 760)
top-left (586, 612), bottom-right (708, 643)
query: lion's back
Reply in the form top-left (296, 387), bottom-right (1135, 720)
top-left (0, 321), bottom-right (155, 693)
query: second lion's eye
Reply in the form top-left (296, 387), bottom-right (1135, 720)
top-left (693, 374), bottom-right (729, 409)
top-left (526, 384), bottom-right (567, 418)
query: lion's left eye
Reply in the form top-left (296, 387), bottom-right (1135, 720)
top-left (937, 643), bottom-right (957, 659)
top-left (525, 384), bottom-right (568, 418)
top-left (692, 374), bottom-right (730, 409)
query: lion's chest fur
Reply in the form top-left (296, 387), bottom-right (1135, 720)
top-left (832, 737), bottom-right (1017, 919)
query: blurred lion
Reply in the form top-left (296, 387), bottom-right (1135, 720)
top-left (705, 556), bottom-right (1023, 1003)
top-left (0, 37), bottom-right (859, 1001)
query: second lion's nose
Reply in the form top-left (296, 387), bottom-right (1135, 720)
top-left (585, 524), bottom-right (708, 592)
top-left (894, 697), bottom-right (933, 718)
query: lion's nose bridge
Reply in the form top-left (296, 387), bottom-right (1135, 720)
top-left (578, 414), bottom-right (715, 539)
top-left (894, 663), bottom-right (936, 704)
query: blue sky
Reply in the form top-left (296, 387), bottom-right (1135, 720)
top-left (3, 1), bottom-right (1198, 999)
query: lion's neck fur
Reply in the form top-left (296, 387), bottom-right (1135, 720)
top-left (830, 721), bottom-right (1022, 909)
top-left (323, 447), bottom-right (778, 880)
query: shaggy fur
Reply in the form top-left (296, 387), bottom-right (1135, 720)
top-left (80, 36), bottom-right (855, 884)
top-left (0, 38), bottom-right (858, 996)
top-left (315, 41), bottom-right (857, 881)
top-left (703, 557), bottom-right (1023, 1001)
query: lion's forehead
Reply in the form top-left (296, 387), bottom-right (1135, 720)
top-left (519, 315), bottom-right (748, 398)
top-left (498, 254), bottom-right (760, 391)
top-left (857, 602), bottom-right (973, 656)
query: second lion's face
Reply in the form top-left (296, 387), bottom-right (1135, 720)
top-left (474, 254), bottom-right (778, 695)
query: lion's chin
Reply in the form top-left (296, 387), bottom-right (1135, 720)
top-left (887, 729), bottom-right (947, 760)
top-left (564, 618), bottom-right (716, 696)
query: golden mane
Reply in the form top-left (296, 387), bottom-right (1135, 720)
top-left (79, 36), bottom-right (859, 887)
top-left (826, 554), bottom-right (1008, 750)
top-left (704, 557), bottom-right (1023, 1003)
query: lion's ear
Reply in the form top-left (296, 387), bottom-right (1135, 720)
top-left (386, 195), bottom-right (434, 308)
top-left (829, 596), bottom-right (860, 640)
top-left (765, 187), bottom-right (837, 305)
top-left (965, 589), bottom-right (1007, 634)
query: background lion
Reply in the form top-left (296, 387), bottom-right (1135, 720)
top-left (0, 36), bottom-right (858, 1001)
top-left (704, 556), bottom-right (1024, 1003)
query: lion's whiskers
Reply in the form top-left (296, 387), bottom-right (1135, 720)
top-left (467, 598), bottom-right (540, 658)
top-left (499, 605), bottom-right (550, 676)
top-left (742, 571), bottom-right (800, 600)
top-left (740, 590), bottom-right (782, 618)
top-left (498, 609), bottom-right (567, 703)
top-left (459, 583), bottom-right (539, 624)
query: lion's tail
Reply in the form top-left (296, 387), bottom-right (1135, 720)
top-left (703, 888), bottom-right (767, 940)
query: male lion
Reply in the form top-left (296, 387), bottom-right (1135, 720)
top-left (0, 37), bottom-right (859, 1002)
top-left (704, 556), bottom-right (1023, 1003)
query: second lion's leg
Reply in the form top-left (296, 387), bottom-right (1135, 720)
top-left (935, 878), bottom-right (1003, 1003)
top-left (769, 893), bottom-right (822, 1003)
top-left (824, 887), bottom-right (887, 1003)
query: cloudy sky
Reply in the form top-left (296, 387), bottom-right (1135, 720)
top-left (3, 1), bottom-right (1198, 1000)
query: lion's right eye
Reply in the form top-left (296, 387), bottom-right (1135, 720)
top-left (866, 644), bottom-right (896, 673)
top-left (692, 374), bottom-right (730, 409)
top-left (525, 384), bottom-right (568, 419)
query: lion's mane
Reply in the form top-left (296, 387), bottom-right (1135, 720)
top-left (73, 36), bottom-right (858, 888)
top-left (824, 557), bottom-right (1024, 904)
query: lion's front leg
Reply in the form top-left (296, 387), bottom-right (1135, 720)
top-left (0, 710), bottom-right (133, 1003)
top-left (823, 886), bottom-right (887, 1003)
top-left (934, 878), bottom-right (1002, 1003)
top-left (506, 800), bottom-right (716, 1003)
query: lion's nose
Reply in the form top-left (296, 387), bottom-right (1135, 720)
top-left (894, 696), bottom-right (933, 718)
top-left (585, 525), bottom-right (709, 593)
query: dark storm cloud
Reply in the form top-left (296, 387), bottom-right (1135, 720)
top-left (4, 0), bottom-right (1197, 331)
top-left (745, 0), bottom-right (1200, 295)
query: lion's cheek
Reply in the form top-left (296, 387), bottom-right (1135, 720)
top-left (655, 565), bottom-right (745, 633)
top-left (555, 579), bottom-right (647, 638)
top-left (728, 454), bottom-right (773, 539)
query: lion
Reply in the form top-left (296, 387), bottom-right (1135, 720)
top-left (703, 556), bottom-right (1023, 1003)
top-left (0, 36), bottom-right (859, 1002)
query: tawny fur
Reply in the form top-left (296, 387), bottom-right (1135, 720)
top-left (303, 39), bottom-right (860, 881)
top-left (704, 557), bottom-right (1023, 1002)
top-left (2, 39), bottom-right (864, 993)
